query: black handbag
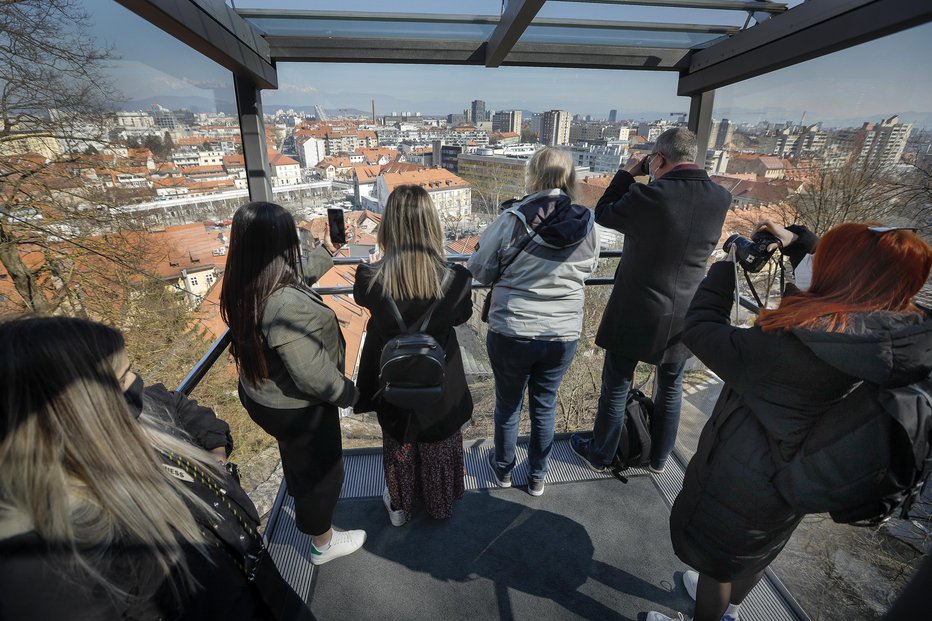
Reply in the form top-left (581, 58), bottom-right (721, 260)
top-left (160, 450), bottom-right (316, 621)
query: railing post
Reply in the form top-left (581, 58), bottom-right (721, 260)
top-left (234, 75), bottom-right (273, 203)
top-left (688, 89), bottom-right (716, 169)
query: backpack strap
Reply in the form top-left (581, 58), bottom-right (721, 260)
top-left (413, 269), bottom-right (454, 332)
top-left (382, 291), bottom-right (409, 334)
top-left (382, 267), bottom-right (454, 335)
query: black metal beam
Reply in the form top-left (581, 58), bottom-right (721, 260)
top-left (238, 8), bottom-right (737, 35)
top-left (488, 1), bottom-right (554, 67)
top-left (688, 90), bottom-right (716, 168)
top-left (268, 37), bottom-right (487, 65)
top-left (115, 0), bottom-right (278, 89)
top-left (267, 37), bottom-right (690, 70)
top-left (505, 42), bottom-right (691, 70)
top-left (678, 0), bottom-right (932, 95)
top-left (234, 76), bottom-right (273, 203)
top-left (555, 0), bottom-right (786, 12)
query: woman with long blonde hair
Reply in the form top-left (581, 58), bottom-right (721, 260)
top-left (0, 315), bottom-right (277, 619)
top-left (354, 185), bottom-right (473, 525)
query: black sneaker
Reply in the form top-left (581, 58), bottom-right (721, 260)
top-left (570, 434), bottom-right (608, 473)
top-left (527, 478), bottom-right (545, 497)
top-left (487, 450), bottom-right (512, 488)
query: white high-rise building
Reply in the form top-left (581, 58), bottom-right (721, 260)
top-left (541, 110), bottom-right (571, 146)
top-left (297, 136), bottom-right (327, 168)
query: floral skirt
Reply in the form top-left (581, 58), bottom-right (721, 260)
top-left (383, 430), bottom-right (465, 520)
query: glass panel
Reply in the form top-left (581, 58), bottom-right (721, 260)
top-left (706, 22), bottom-right (932, 620)
top-left (265, 61), bottom-right (688, 454)
top-left (231, 0), bottom-right (503, 12)
top-left (0, 0), bottom-right (268, 480)
top-left (520, 25), bottom-right (725, 47)
top-left (245, 16), bottom-right (495, 41)
top-left (539, 2), bottom-right (753, 27)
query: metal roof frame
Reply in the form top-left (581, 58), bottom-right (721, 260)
top-left (114, 0), bottom-right (278, 89)
top-left (113, 0), bottom-right (932, 94)
top-left (486, 0), bottom-right (546, 67)
top-left (678, 0), bottom-right (932, 95)
top-left (111, 0), bottom-right (932, 208)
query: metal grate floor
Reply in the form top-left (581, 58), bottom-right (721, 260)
top-left (265, 436), bottom-right (808, 620)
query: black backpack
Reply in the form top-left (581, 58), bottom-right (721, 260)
top-left (773, 378), bottom-right (932, 525)
top-left (611, 389), bottom-right (654, 481)
top-left (376, 270), bottom-right (453, 413)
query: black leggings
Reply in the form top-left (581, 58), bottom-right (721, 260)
top-left (239, 386), bottom-right (344, 536)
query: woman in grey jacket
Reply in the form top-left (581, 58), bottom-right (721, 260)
top-left (221, 201), bottom-right (364, 565)
top-left (468, 147), bottom-right (599, 496)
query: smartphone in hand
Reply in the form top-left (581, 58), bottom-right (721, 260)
top-left (327, 208), bottom-right (346, 246)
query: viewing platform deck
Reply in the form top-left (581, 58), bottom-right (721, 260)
top-left (264, 376), bottom-right (808, 621)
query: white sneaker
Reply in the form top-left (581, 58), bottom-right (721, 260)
top-left (681, 570), bottom-right (741, 621)
top-left (683, 569), bottom-right (699, 601)
top-left (310, 529), bottom-right (366, 565)
top-left (382, 487), bottom-right (406, 527)
top-left (646, 612), bottom-right (689, 621)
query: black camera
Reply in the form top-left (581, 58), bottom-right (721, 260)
top-left (638, 154), bottom-right (653, 176)
top-left (723, 231), bottom-right (779, 273)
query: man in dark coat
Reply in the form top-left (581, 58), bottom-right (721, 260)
top-left (571, 127), bottom-right (731, 473)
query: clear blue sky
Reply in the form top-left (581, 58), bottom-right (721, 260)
top-left (89, 0), bottom-right (932, 126)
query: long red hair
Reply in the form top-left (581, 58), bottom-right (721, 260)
top-left (757, 222), bottom-right (932, 333)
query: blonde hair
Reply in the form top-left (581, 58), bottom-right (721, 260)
top-left (0, 315), bottom-right (222, 600)
top-left (525, 147), bottom-right (578, 201)
top-left (373, 184), bottom-right (449, 299)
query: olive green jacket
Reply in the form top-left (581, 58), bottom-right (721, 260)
top-left (239, 246), bottom-right (359, 410)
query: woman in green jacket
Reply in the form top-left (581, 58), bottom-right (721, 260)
top-left (221, 201), bottom-right (364, 565)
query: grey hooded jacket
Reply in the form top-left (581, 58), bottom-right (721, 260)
top-left (467, 189), bottom-right (599, 340)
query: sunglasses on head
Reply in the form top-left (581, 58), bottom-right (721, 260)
top-left (867, 226), bottom-right (918, 234)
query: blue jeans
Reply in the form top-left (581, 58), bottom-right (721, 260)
top-left (588, 350), bottom-right (686, 469)
top-left (487, 330), bottom-right (578, 481)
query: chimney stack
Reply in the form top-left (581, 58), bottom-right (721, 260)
top-left (371, 99), bottom-right (376, 124)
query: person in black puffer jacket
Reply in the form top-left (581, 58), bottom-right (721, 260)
top-left (646, 223), bottom-right (932, 621)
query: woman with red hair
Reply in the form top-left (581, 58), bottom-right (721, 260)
top-left (648, 223), bottom-right (932, 621)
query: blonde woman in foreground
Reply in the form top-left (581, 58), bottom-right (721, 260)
top-left (0, 315), bottom-right (304, 620)
top-left (353, 185), bottom-right (474, 526)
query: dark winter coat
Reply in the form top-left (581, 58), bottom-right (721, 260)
top-left (0, 464), bottom-right (273, 621)
top-left (670, 261), bottom-right (932, 581)
top-left (594, 167), bottom-right (731, 364)
top-left (238, 246), bottom-right (358, 411)
top-left (142, 382), bottom-right (234, 455)
top-left (353, 263), bottom-right (473, 444)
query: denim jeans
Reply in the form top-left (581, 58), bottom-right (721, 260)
top-left (588, 350), bottom-right (686, 469)
top-left (487, 330), bottom-right (578, 481)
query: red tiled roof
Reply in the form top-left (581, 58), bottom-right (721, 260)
top-left (268, 149), bottom-right (299, 167)
top-left (380, 168), bottom-right (469, 194)
top-left (446, 235), bottom-right (481, 255)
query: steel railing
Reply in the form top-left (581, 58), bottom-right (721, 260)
top-left (177, 250), bottom-right (760, 395)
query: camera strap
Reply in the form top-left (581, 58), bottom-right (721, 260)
top-left (743, 269), bottom-right (766, 309)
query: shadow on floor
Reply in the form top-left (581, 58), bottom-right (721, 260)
top-left (313, 478), bottom-right (692, 620)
